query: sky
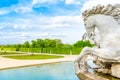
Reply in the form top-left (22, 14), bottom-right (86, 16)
top-left (0, 0), bottom-right (119, 44)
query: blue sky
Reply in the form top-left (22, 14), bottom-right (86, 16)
top-left (0, 0), bottom-right (89, 44)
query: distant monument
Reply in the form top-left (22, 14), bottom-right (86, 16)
top-left (75, 2), bottom-right (120, 79)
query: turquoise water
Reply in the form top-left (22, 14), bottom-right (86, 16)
top-left (0, 62), bottom-right (78, 80)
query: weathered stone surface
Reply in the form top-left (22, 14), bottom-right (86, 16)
top-left (111, 64), bottom-right (120, 78)
top-left (77, 69), bottom-right (109, 80)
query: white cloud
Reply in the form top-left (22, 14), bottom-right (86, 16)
top-left (32, 0), bottom-right (57, 5)
top-left (81, 0), bottom-right (120, 12)
top-left (41, 15), bottom-right (84, 29)
top-left (14, 6), bottom-right (33, 14)
top-left (0, 0), bottom-right (81, 15)
top-left (0, 9), bottom-right (10, 15)
top-left (0, 15), bottom-right (85, 44)
top-left (7, 15), bottom-right (84, 30)
top-left (0, 0), bottom-right (86, 44)
top-left (65, 0), bottom-right (81, 5)
top-left (0, 5), bottom-right (33, 15)
top-left (0, 25), bottom-right (4, 30)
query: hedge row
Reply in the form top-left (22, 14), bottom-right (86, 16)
top-left (2, 48), bottom-right (82, 55)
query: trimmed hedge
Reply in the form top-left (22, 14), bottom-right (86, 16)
top-left (2, 47), bottom-right (82, 55)
top-left (3, 48), bottom-right (16, 51)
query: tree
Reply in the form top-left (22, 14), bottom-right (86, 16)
top-left (36, 39), bottom-right (45, 48)
top-left (74, 40), bottom-right (93, 48)
top-left (24, 41), bottom-right (30, 48)
top-left (44, 38), bottom-right (50, 47)
top-left (0, 45), bottom-right (4, 50)
top-left (49, 40), bottom-right (56, 48)
top-left (74, 40), bottom-right (85, 48)
top-left (84, 40), bottom-right (94, 47)
top-left (55, 39), bottom-right (63, 48)
top-left (15, 44), bottom-right (21, 51)
top-left (31, 40), bottom-right (36, 48)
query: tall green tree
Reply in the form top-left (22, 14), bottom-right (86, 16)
top-left (44, 38), bottom-right (50, 47)
top-left (55, 39), bottom-right (63, 48)
top-left (24, 41), bottom-right (30, 48)
top-left (15, 44), bottom-right (21, 51)
top-left (74, 40), bottom-right (93, 48)
top-left (49, 40), bottom-right (56, 48)
top-left (36, 39), bottom-right (45, 48)
top-left (31, 40), bottom-right (36, 48)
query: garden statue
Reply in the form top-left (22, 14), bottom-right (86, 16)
top-left (75, 3), bottom-right (120, 79)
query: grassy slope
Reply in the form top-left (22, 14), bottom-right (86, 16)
top-left (3, 54), bottom-right (64, 60)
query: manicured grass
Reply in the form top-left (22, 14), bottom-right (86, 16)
top-left (3, 54), bottom-right (64, 60)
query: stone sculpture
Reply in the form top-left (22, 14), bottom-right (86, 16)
top-left (75, 4), bottom-right (120, 79)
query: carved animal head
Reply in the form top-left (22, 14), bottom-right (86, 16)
top-left (82, 4), bottom-right (120, 24)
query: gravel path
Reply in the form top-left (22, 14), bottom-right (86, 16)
top-left (0, 55), bottom-right (77, 70)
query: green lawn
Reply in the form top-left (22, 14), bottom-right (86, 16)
top-left (3, 54), bottom-right (64, 60)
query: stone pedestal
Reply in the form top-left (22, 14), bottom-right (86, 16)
top-left (77, 69), bottom-right (109, 80)
top-left (111, 64), bottom-right (120, 78)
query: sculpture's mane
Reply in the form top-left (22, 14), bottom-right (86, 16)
top-left (82, 4), bottom-right (120, 23)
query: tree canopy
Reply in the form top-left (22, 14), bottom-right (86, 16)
top-left (1, 39), bottom-right (93, 51)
